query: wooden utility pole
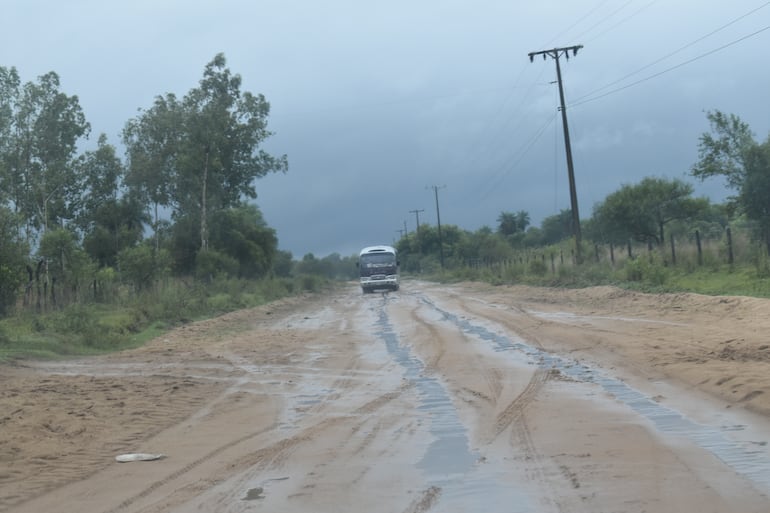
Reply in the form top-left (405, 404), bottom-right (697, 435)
top-left (430, 186), bottom-right (445, 269)
top-left (410, 208), bottom-right (425, 253)
top-left (528, 45), bottom-right (583, 263)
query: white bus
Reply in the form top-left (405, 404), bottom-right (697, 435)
top-left (357, 245), bottom-right (400, 293)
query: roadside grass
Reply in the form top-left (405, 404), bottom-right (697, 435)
top-left (0, 274), bottom-right (332, 363)
top-left (427, 259), bottom-right (770, 299)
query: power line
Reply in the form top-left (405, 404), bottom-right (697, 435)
top-left (583, 0), bottom-right (658, 43)
top-left (539, 0), bottom-right (611, 48)
top-left (477, 111), bottom-right (557, 202)
top-left (571, 24), bottom-right (770, 108)
top-left (568, 0), bottom-right (635, 43)
top-left (573, 1), bottom-right (770, 105)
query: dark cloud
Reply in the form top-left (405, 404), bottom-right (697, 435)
top-left (4, 0), bottom-right (768, 257)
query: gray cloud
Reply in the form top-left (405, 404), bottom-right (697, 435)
top-left (4, 0), bottom-right (768, 257)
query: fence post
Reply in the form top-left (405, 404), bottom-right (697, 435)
top-left (695, 230), bottom-right (703, 266)
top-left (610, 243), bottom-right (615, 266)
top-left (594, 244), bottom-right (600, 263)
top-left (551, 252), bottom-right (556, 274)
top-left (670, 234), bottom-right (676, 266)
top-left (727, 227), bottom-right (734, 265)
top-left (627, 240), bottom-right (633, 260)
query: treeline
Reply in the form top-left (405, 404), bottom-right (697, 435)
top-left (392, 111), bottom-right (770, 283)
top-left (0, 54), bottom-right (292, 316)
top-left (275, 111), bottom-right (770, 289)
top-left (1, 46), bottom-right (767, 324)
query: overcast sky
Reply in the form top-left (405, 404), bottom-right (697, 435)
top-left (4, 1), bottom-right (769, 258)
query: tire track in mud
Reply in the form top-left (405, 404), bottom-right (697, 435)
top-left (103, 379), bottom-right (413, 513)
top-left (353, 382), bottom-right (414, 415)
top-left (401, 486), bottom-right (442, 513)
top-left (494, 368), bottom-right (550, 437)
top-left (413, 289), bottom-right (570, 510)
top-left (408, 308), bottom-right (446, 371)
top-left (405, 297), bottom-right (503, 408)
top-left (102, 422), bottom-right (279, 513)
top-left (411, 290), bottom-right (552, 440)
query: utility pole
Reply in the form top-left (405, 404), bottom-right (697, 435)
top-left (528, 45), bottom-right (583, 263)
top-left (403, 220), bottom-right (408, 238)
top-left (409, 209), bottom-right (425, 254)
top-left (430, 185), bottom-right (446, 269)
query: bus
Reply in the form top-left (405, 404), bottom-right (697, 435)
top-left (357, 245), bottom-right (400, 293)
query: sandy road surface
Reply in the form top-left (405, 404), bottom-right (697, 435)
top-left (2, 281), bottom-right (770, 512)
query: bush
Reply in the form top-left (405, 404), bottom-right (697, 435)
top-left (623, 257), bottom-right (669, 285)
top-left (195, 249), bottom-right (239, 280)
top-left (529, 259), bottom-right (548, 277)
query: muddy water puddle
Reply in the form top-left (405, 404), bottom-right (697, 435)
top-left (375, 301), bottom-right (535, 511)
top-left (423, 297), bottom-right (770, 494)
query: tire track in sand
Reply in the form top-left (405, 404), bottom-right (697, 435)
top-left (102, 380), bottom-right (412, 513)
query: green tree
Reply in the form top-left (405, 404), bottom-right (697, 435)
top-left (75, 134), bottom-right (147, 268)
top-left (123, 54), bottom-right (287, 271)
top-left (592, 177), bottom-right (704, 246)
top-left (497, 210), bottom-right (530, 237)
top-left (208, 204), bottom-right (278, 278)
top-left (38, 227), bottom-right (93, 306)
top-left (74, 134), bottom-right (123, 226)
top-left (540, 209), bottom-right (573, 245)
top-left (0, 206), bottom-right (28, 314)
top-left (497, 212), bottom-right (518, 237)
top-left (692, 111), bottom-right (770, 252)
top-left (122, 93), bottom-right (181, 251)
top-left (0, 67), bottom-right (21, 207)
top-left (739, 143), bottom-right (770, 252)
top-left (118, 244), bottom-right (171, 292)
top-left (10, 72), bottom-right (90, 238)
top-left (466, 226), bottom-right (513, 263)
top-left (272, 250), bottom-right (294, 277)
top-left (692, 111), bottom-right (755, 190)
top-left (295, 253), bottom-right (322, 275)
top-left (82, 195), bottom-right (148, 268)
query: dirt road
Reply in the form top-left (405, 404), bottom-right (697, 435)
top-left (2, 281), bottom-right (770, 512)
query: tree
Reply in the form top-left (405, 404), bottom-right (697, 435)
top-left (0, 206), bottom-right (28, 314)
top-left (38, 227), bottom-right (93, 307)
top-left (10, 72), bottom-right (90, 238)
top-left (465, 227), bottom-right (513, 263)
top-left (692, 111), bottom-right (755, 190)
top-left (123, 93), bottom-right (182, 252)
top-left (497, 210), bottom-right (530, 237)
top-left (0, 67), bottom-right (21, 207)
top-left (75, 134), bottom-right (147, 268)
top-left (540, 209), bottom-right (573, 245)
top-left (739, 143), bottom-right (770, 252)
top-left (75, 134), bottom-right (123, 217)
top-left (118, 244), bottom-right (170, 292)
top-left (123, 54), bottom-right (288, 271)
top-left (272, 250), bottom-right (294, 278)
top-left (82, 195), bottom-right (148, 268)
top-left (497, 212), bottom-right (518, 237)
top-left (592, 177), bottom-right (705, 246)
top-left (692, 110), bottom-right (770, 252)
top-left (208, 203), bottom-right (278, 278)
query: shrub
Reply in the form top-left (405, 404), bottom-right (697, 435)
top-left (529, 259), bottom-right (548, 277)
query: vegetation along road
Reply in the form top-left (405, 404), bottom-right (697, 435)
top-left (2, 280), bottom-right (770, 512)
